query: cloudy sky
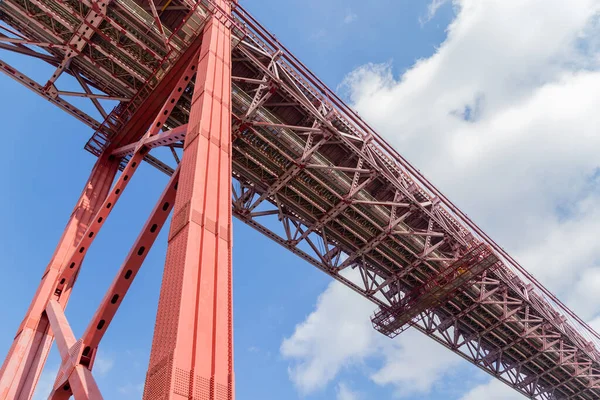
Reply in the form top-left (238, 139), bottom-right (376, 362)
top-left (1, 0), bottom-right (599, 399)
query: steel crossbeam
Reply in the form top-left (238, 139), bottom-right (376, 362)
top-left (45, 300), bottom-right (103, 400)
top-left (0, 32), bottom-right (200, 399)
top-left (42, 0), bottom-right (113, 88)
top-left (0, 152), bottom-right (119, 400)
top-left (0, 58), bottom-right (103, 129)
top-left (1, 1), bottom-right (600, 400)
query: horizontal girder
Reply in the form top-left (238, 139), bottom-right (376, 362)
top-left (2, 2), bottom-right (599, 399)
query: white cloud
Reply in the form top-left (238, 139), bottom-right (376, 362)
top-left (370, 329), bottom-right (461, 396)
top-left (344, 10), bottom-right (358, 24)
top-left (341, 0), bottom-right (600, 318)
top-left (281, 271), bottom-right (463, 396)
top-left (280, 271), bottom-right (375, 393)
top-left (461, 379), bottom-right (525, 400)
top-left (284, 0), bottom-right (600, 397)
top-left (337, 382), bottom-right (360, 400)
top-left (591, 316), bottom-right (600, 332)
top-left (420, 0), bottom-right (451, 26)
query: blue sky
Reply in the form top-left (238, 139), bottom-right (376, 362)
top-left (0, 1), bottom-right (456, 399)
top-left (2, 1), bottom-right (600, 399)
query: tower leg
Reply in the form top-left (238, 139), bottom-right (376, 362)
top-left (0, 154), bottom-right (118, 400)
top-left (143, 5), bottom-right (234, 400)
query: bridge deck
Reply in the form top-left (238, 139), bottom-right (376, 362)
top-left (1, 1), bottom-right (599, 399)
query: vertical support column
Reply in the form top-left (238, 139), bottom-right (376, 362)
top-left (0, 154), bottom-right (118, 400)
top-left (143, 3), bottom-right (233, 400)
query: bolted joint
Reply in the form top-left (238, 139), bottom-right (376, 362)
top-left (268, 80), bottom-right (279, 94)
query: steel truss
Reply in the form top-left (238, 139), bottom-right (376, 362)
top-left (0, 1), bottom-right (599, 399)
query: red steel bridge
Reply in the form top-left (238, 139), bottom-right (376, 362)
top-left (0, 1), bottom-right (599, 399)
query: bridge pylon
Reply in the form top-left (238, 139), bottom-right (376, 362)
top-left (0, 2), bottom-right (235, 399)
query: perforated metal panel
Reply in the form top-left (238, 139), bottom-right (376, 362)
top-left (143, 353), bottom-right (173, 400)
top-left (194, 376), bottom-right (211, 400)
top-left (174, 367), bottom-right (191, 397)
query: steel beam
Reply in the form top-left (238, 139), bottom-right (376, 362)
top-left (0, 154), bottom-right (118, 400)
top-left (80, 166), bottom-right (180, 356)
top-left (0, 32), bottom-right (196, 400)
top-left (1, 1), bottom-right (600, 399)
top-left (45, 300), bottom-right (103, 400)
top-left (0, 59), bottom-right (102, 130)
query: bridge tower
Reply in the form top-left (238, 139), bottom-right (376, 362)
top-left (0, 2), bottom-right (235, 399)
top-left (1, 0), bottom-right (600, 399)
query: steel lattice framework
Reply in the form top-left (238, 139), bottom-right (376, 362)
top-left (1, 1), bottom-right (599, 399)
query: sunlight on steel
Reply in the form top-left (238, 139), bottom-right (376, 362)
top-left (0, 0), bottom-right (599, 399)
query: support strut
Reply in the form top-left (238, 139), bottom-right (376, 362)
top-left (0, 29), bottom-right (199, 400)
top-left (0, 154), bottom-right (119, 400)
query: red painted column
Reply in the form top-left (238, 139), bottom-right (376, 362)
top-left (143, 4), bottom-right (234, 400)
top-left (0, 153), bottom-right (118, 400)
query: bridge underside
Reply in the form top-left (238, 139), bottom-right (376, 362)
top-left (1, 1), bottom-right (600, 399)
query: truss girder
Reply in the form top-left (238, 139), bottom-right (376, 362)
top-left (0, 0), bottom-right (208, 105)
top-left (0, 58), bottom-right (102, 129)
top-left (223, 17), bottom-right (600, 398)
top-left (2, 2), bottom-right (600, 400)
top-left (233, 189), bottom-right (600, 399)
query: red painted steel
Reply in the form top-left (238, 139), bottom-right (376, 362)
top-left (1, 1), bottom-right (600, 399)
top-left (38, 166), bottom-right (182, 400)
top-left (81, 166), bottom-right (180, 357)
top-left (372, 243), bottom-right (503, 337)
top-left (0, 17), bottom-right (201, 397)
top-left (45, 300), bottom-right (103, 400)
top-left (143, 4), bottom-right (234, 398)
top-left (0, 154), bottom-right (118, 400)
